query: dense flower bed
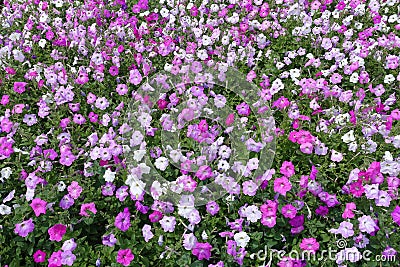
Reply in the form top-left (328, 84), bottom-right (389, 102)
top-left (0, 0), bottom-right (400, 266)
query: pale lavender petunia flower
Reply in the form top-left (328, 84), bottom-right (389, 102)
top-left (364, 184), bottom-right (379, 199)
top-left (329, 221), bottom-right (354, 238)
top-left (61, 251), bottom-right (76, 266)
top-left (358, 215), bottom-right (378, 234)
top-left (102, 233), bottom-right (117, 247)
top-left (183, 233), bottom-right (198, 250)
top-left (14, 218), bottom-right (35, 237)
top-left (62, 238), bottom-right (77, 251)
top-left (23, 114), bottom-right (37, 126)
top-left (142, 224), bottom-right (154, 242)
top-left (159, 216), bottom-right (176, 232)
top-left (375, 190), bottom-right (391, 207)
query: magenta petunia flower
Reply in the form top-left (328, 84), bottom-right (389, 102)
top-left (272, 96), bottom-right (290, 109)
top-left (67, 181), bottom-right (82, 199)
top-left (79, 202), bottom-right (97, 217)
top-left (33, 250), bottom-right (46, 263)
top-left (48, 224), bottom-right (67, 242)
top-left (226, 113), bottom-right (235, 126)
top-left (48, 250), bottom-right (62, 267)
top-left (342, 202), bottom-right (356, 219)
top-left (226, 240), bottom-right (237, 256)
top-left (14, 218), bottom-right (35, 237)
top-left (315, 206), bottom-right (329, 217)
top-left (280, 161), bottom-right (295, 177)
top-left (391, 206), bottom-right (400, 226)
top-left (115, 207), bottom-right (131, 231)
top-left (149, 210), bottom-right (163, 223)
top-left (75, 71), bottom-right (88, 84)
top-left (260, 200), bottom-right (278, 216)
top-left (261, 215), bottom-right (276, 228)
top-left (116, 248), bottom-right (134, 266)
top-left (236, 102), bottom-right (251, 116)
top-left (289, 215), bottom-right (304, 228)
top-left (273, 176), bottom-right (292, 196)
top-left (13, 82), bottom-right (27, 94)
top-left (109, 66), bottom-right (119, 76)
top-left (1, 94), bottom-right (9, 105)
top-left (192, 242), bottom-right (212, 260)
top-left (300, 238), bottom-right (320, 254)
top-left (30, 198), bottom-right (47, 217)
top-left (281, 204), bottom-right (297, 219)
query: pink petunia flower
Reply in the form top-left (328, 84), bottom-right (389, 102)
top-left (13, 82), bottom-right (27, 94)
top-left (391, 206), bottom-right (400, 226)
top-left (116, 249), bottom-right (134, 266)
top-left (273, 176), bottom-right (292, 196)
top-left (48, 224), bottom-right (67, 242)
top-left (300, 238), bottom-right (320, 254)
top-left (30, 198), bottom-right (47, 217)
top-left (33, 250), bottom-right (46, 263)
top-left (281, 204), bottom-right (297, 219)
top-left (79, 202), bottom-right (97, 217)
top-left (192, 242), bottom-right (212, 260)
top-left (280, 161), bottom-right (295, 177)
top-left (115, 207), bottom-right (131, 231)
top-left (67, 181), bottom-right (82, 199)
top-left (48, 250), bottom-right (62, 267)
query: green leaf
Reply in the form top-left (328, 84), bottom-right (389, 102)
top-left (191, 260), bottom-right (204, 267)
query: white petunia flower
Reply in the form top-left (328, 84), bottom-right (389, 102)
top-left (139, 163), bottom-right (150, 174)
top-left (348, 142), bottom-right (358, 152)
top-left (26, 188), bottom-right (35, 201)
top-left (341, 130), bottom-right (355, 143)
top-left (383, 151), bottom-right (393, 161)
top-left (0, 204), bottom-right (12, 215)
top-left (129, 178), bottom-right (145, 197)
top-left (57, 181), bottom-right (66, 191)
top-left (234, 231), bottom-right (250, 248)
top-left (104, 169), bottom-right (116, 182)
top-left (133, 150), bottom-right (146, 162)
top-left (155, 157), bottom-right (169, 171)
top-left (384, 74), bottom-right (395, 84)
top-left (0, 167), bottom-right (12, 182)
